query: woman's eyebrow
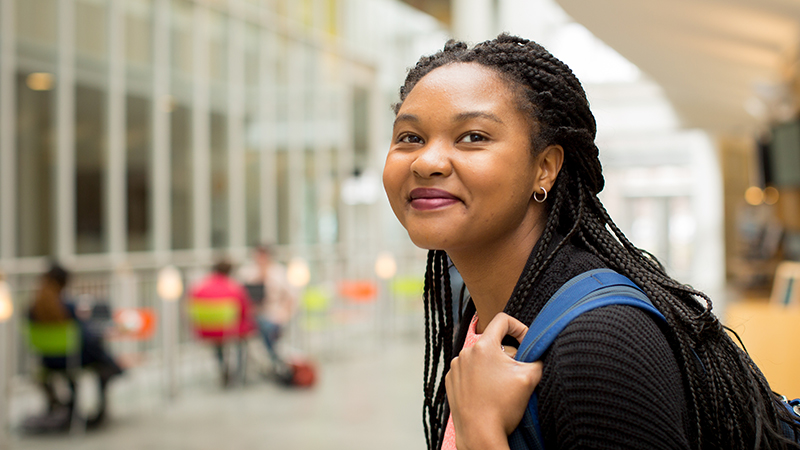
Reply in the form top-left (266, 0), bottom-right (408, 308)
top-left (394, 113), bottom-right (419, 126)
top-left (394, 111), bottom-right (504, 126)
top-left (455, 111), bottom-right (504, 124)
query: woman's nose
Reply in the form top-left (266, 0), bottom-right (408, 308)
top-left (410, 140), bottom-right (452, 178)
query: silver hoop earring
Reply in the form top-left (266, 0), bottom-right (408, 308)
top-left (533, 187), bottom-right (547, 203)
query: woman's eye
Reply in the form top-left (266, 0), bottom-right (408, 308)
top-left (398, 134), bottom-right (423, 144)
top-left (460, 133), bottom-right (486, 143)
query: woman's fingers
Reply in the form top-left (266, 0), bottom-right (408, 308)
top-left (445, 312), bottom-right (545, 449)
top-left (477, 312), bottom-right (529, 352)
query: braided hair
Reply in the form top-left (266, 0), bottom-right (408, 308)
top-left (395, 34), bottom-right (799, 450)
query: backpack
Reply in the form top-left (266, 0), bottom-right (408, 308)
top-left (507, 268), bottom-right (800, 449)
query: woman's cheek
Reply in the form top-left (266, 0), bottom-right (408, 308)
top-left (382, 162), bottom-right (407, 224)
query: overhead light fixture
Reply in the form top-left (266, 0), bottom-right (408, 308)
top-left (26, 72), bottom-right (54, 91)
top-left (287, 258), bottom-right (311, 288)
top-left (744, 186), bottom-right (764, 206)
top-left (763, 186), bottom-right (780, 205)
top-left (157, 265), bottom-right (184, 302)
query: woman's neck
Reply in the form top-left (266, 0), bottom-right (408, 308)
top-left (448, 226), bottom-right (542, 334)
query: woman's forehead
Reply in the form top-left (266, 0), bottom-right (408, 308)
top-left (400, 63), bottom-right (517, 111)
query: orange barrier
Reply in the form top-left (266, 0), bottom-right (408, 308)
top-left (112, 308), bottom-right (157, 341)
top-left (337, 280), bottom-right (378, 303)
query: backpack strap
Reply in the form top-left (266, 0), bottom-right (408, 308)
top-left (508, 268), bottom-right (665, 450)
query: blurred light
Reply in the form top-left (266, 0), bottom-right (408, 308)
top-left (157, 265), bottom-right (184, 301)
top-left (374, 252), bottom-right (397, 280)
top-left (744, 186), bottom-right (764, 206)
top-left (763, 186), bottom-right (780, 205)
top-left (287, 258), bottom-right (310, 288)
top-left (0, 280), bottom-right (12, 322)
top-left (26, 72), bottom-right (54, 91)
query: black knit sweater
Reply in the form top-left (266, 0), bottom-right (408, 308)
top-left (450, 240), bottom-right (691, 450)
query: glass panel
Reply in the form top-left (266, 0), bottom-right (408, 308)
top-left (125, 0), bottom-right (153, 252)
top-left (208, 11), bottom-right (228, 249)
top-left (210, 112), bottom-right (228, 248)
top-left (16, 0), bottom-right (58, 45)
top-left (75, 84), bottom-right (107, 254)
top-left (320, 147), bottom-right (340, 244)
top-left (244, 25), bottom-right (261, 247)
top-left (171, 104), bottom-right (193, 249)
top-left (352, 86), bottom-right (369, 169)
top-left (74, 0), bottom-right (109, 255)
top-left (76, 0), bottom-right (107, 59)
top-left (126, 0), bottom-right (153, 67)
top-left (126, 95), bottom-right (152, 252)
top-left (170, 1), bottom-right (193, 250)
top-left (170, 0), bottom-right (193, 76)
top-left (245, 138), bottom-right (260, 247)
top-left (208, 11), bottom-right (227, 83)
top-left (304, 148), bottom-right (318, 244)
top-left (276, 149), bottom-right (289, 245)
top-left (16, 72), bottom-right (54, 257)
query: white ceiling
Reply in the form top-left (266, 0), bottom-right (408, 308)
top-left (555, 0), bottom-right (800, 134)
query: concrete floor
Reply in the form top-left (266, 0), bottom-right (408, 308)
top-left (8, 333), bottom-right (426, 450)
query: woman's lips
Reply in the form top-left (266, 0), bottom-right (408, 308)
top-left (409, 188), bottom-right (460, 210)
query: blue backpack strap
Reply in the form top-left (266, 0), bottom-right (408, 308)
top-left (508, 268), bottom-right (665, 450)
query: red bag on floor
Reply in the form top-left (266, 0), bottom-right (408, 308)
top-left (289, 358), bottom-right (317, 387)
top-left (278, 357), bottom-right (317, 388)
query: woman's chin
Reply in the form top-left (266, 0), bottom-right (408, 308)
top-left (406, 231), bottom-right (452, 252)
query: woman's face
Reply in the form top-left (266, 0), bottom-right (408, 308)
top-left (383, 63), bottom-right (544, 253)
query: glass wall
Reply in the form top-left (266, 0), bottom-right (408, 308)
top-left (170, 0), bottom-right (194, 250)
top-left (243, 24), bottom-right (261, 247)
top-left (15, 72), bottom-right (54, 258)
top-left (74, 0), bottom-right (107, 254)
top-left (15, 0), bottom-right (58, 258)
top-left (2, 0), bottom-right (446, 279)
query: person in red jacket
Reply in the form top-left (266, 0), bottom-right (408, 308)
top-left (188, 259), bottom-right (255, 387)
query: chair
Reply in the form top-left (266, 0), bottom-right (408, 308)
top-left (24, 321), bottom-right (85, 434)
top-left (299, 286), bottom-right (332, 331)
top-left (187, 298), bottom-right (247, 385)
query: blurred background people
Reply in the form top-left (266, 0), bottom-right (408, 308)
top-left (26, 262), bottom-right (124, 430)
top-left (187, 259), bottom-right (256, 387)
top-left (240, 245), bottom-right (299, 375)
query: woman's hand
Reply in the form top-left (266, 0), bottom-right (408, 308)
top-left (445, 313), bottom-right (543, 450)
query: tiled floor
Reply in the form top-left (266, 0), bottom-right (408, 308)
top-left (8, 332), bottom-right (426, 450)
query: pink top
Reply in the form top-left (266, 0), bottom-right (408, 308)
top-left (188, 273), bottom-right (256, 340)
top-left (442, 314), bottom-right (481, 450)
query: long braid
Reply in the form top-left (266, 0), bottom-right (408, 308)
top-left (421, 250), bottom-right (436, 449)
top-left (421, 249), bottom-right (456, 450)
top-left (399, 34), bottom-right (798, 450)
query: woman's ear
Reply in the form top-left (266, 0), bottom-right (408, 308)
top-left (536, 145), bottom-right (564, 192)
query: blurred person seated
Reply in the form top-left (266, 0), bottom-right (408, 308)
top-left (188, 259), bottom-right (256, 387)
top-left (239, 244), bottom-right (299, 377)
top-left (25, 263), bottom-right (124, 431)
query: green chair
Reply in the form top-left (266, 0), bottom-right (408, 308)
top-left (27, 321), bottom-right (81, 358)
top-left (24, 320), bottom-right (85, 434)
top-left (299, 286), bottom-right (332, 331)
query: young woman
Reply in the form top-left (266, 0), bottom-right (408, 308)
top-left (382, 34), bottom-right (799, 450)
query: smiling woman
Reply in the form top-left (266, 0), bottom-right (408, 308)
top-left (384, 63), bottom-right (555, 265)
top-left (382, 34), bottom-right (799, 450)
